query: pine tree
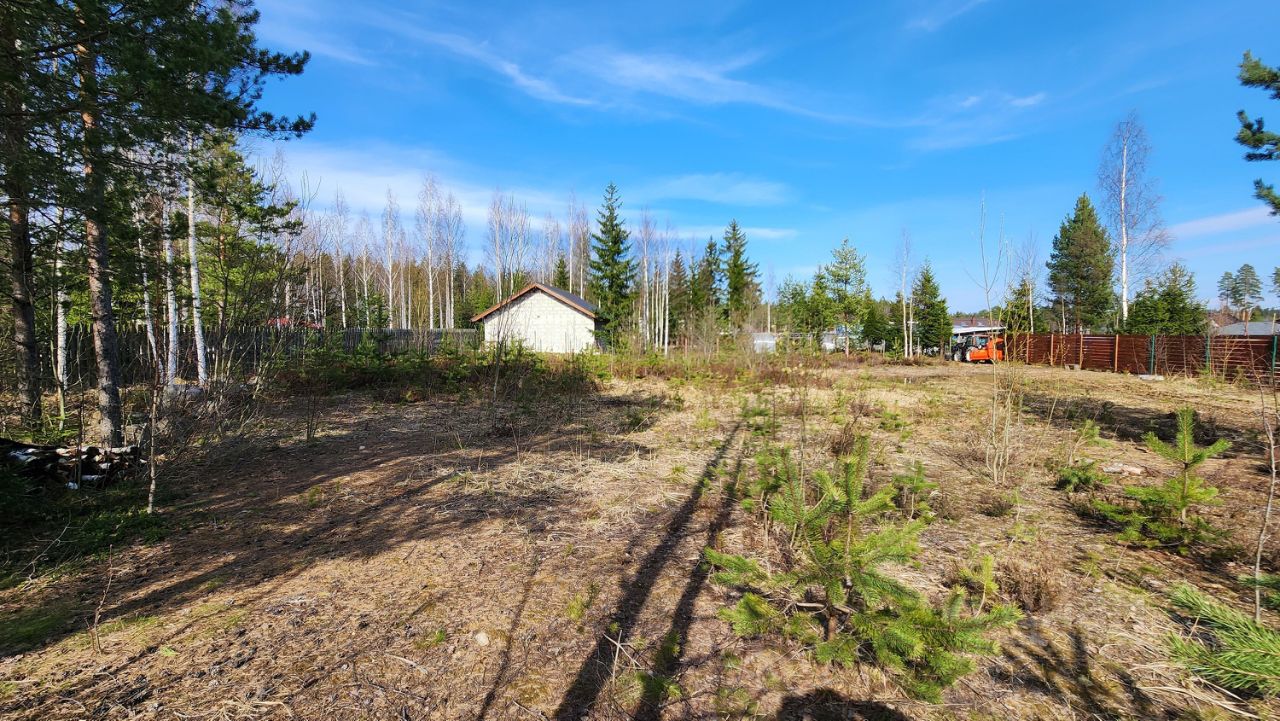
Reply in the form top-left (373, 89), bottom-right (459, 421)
top-left (587, 183), bottom-right (634, 345)
top-left (1232, 263), bottom-right (1264, 321)
top-left (1170, 584), bottom-right (1280, 696)
top-left (1219, 271), bottom-right (1237, 310)
top-left (1092, 407), bottom-right (1230, 551)
top-left (820, 238), bottom-right (869, 336)
top-left (912, 263), bottom-right (950, 352)
top-left (1237, 52), bottom-right (1280, 216)
top-left (552, 255), bottom-right (570, 289)
top-left (1046, 194), bottom-right (1114, 332)
top-left (705, 439), bottom-right (1019, 702)
top-left (722, 220), bottom-right (759, 330)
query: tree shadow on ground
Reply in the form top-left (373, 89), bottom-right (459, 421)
top-left (1021, 393), bottom-right (1260, 458)
top-left (552, 421), bottom-right (744, 721)
top-left (994, 619), bottom-right (1156, 720)
top-left (774, 689), bottom-right (915, 721)
top-left (0, 387), bottom-right (672, 716)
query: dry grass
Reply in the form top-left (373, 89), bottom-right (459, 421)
top-left (0, 358), bottom-right (1277, 719)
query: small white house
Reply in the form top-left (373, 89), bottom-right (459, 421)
top-left (471, 283), bottom-right (600, 353)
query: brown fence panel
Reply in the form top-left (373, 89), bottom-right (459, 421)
top-left (1027, 334), bottom-right (1052, 364)
top-left (1210, 336), bottom-right (1274, 383)
top-left (1081, 336), bottom-right (1115, 370)
top-left (1158, 335), bottom-right (1206, 376)
top-left (1116, 335), bottom-right (1151, 374)
top-left (1055, 334), bottom-right (1081, 366)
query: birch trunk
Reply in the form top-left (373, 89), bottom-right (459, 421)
top-left (187, 136), bottom-right (208, 385)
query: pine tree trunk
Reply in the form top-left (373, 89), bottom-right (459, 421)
top-left (77, 29), bottom-right (124, 445)
top-left (2, 18), bottom-right (41, 420)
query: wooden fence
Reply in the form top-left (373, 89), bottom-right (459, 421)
top-left (1004, 333), bottom-right (1278, 384)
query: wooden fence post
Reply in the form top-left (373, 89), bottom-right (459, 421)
top-left (1113, 335), bottom-right (1119, 372)
top-left (1078, 333), bottom-right (1084, 368)
top-left (1148, 335), bottom-right (1156, 375)
top-left (1049, 333), bottom-right (1055, 366)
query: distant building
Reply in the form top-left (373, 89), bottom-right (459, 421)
top-left (470, 283), bottom-right (600, 353)
top-left (1214, 321), bottom-right (1279, 336)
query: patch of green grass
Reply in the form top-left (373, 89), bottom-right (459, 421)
top-left (414, 628), bottom-right (448, 650)
top-left (0, 602), bottom-right (75, 653)
top-left (566, 582), bottom-right (601, 624)
top-left (73, 614), bottom-right (161, 649)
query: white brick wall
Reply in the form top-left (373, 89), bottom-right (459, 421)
top-left (482, 289), bottom-right (597, 353)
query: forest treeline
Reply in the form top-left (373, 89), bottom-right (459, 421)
top-left (3, 3), bottom-right (1280, 448)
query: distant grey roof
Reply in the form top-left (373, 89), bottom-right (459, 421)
top-left (470, 282), bottom-right (597, 322)
top-left (1214, 321), bottom-right (1280, 336)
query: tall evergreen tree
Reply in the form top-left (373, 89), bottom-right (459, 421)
top-left (1219, 271), bottom-right (1238, 310)
top-left (587, 183), bottom-right (634, 344)
top-left (821, 238), bottom-right (869, 335)
top-left (1232, 263), bottom-right (1264, 321)
top-left (552, 255), bottom-right (570, 289)
top-left (1046, 194), bottom-right (1114, 332)
top-left (911, 263), bottom-right (950, 352)
top-left (1002, 276), bottom-right (1045, 334)
top-left (1237, 52), bottom-right (1280, 216)
top-left (690, 237), bottom-right (721, 321)
top-left (860, 294), bottom-right (890, 348)
top-left (668, 250), bottom-right (691, 341)
top-left (722, 220), bottom-right (759, 329)
top-left (1126, 265), bottom-right (1206, 336)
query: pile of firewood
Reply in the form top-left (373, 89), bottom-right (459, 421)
top-left (0, 438), bottom-right (143, 489)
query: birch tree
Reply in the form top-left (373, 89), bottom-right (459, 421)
top-left (1099, 112), bottom-right (1168, 323)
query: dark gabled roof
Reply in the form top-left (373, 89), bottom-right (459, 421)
top-left (470, 283), bottom-right (598, 323)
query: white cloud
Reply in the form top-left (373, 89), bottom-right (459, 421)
top-left (411, 31), bottom-right (597, 107)
top-left (906, 0), bottom-right (992, 32)
top-left (1009, 92), bottom-right (1046, 107)
top-left (1170, 206), bottom-right (1276, 238)
top-left (679, 225), bottom-right (798, 242)
top-left (635, 173), bottom-right (791, 206)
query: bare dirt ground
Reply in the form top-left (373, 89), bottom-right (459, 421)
top-left (1, 359), bottom-right (1277, 720)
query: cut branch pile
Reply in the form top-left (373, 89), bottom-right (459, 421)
top-left (0, 438), bottom-right (143, 489)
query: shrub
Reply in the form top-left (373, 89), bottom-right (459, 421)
top-left (892, 461), bottom-right (936, 521)
top-left (997, 552), bottom-right (1065, 613)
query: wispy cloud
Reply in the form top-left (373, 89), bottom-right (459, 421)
top-left (906, 0), bottom-right (992, 32)
top-left (409, 31), bottom-right (597, 107)
top-left (908, 90), bottom-right (1049, 150)
top-left (1170, 206), bottom-right (1276, 238)
top-left (679, 225), bottom-right (798, 241)
top-left (635, 173), bottom-right (791, 206)
top-left (253, 0), bottom-right (377, 66)
top-left (1009, 92), bottom-right (1046, 108)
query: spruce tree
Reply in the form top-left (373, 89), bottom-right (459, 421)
top-left (690, 237), bottom-right (721, 325)
top-left (1046, 194), bottom-right (1114, 332)
top-left (1126, 264), bottom-right (1205, 335)
top-left (860, 295), bottom-right (890, 348)
top-left (912, 263), bottom-right (950, 352)
top-left (587, 183), bottom-right (634, 345)
top-left (722, 220), bottom-right (759, 329)
top-left (552, 255), bottom-right (570, 289)
top-left (1003, 276), bottom-right (1044, 334)
top-left (667, 250), bottom-right (691, 341)
top-left (1237, 52), bottom-right (1280, 215)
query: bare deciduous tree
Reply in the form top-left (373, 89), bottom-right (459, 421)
top-left (1099, 112), bottom-right (1169, 322)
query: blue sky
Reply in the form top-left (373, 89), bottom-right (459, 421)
top-left (251, 0), bottom-right (1279, 310)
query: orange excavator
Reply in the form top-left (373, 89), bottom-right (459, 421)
top-left (951, 334), bottom-right (1006, 363)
